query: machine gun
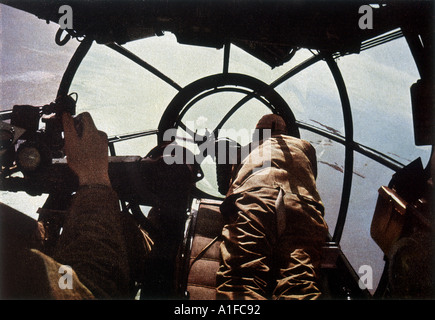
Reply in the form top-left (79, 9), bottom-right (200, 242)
top-left (0, 96), bottom-right (203, 258)
top-left (1, 95), bottom-right (202, 198)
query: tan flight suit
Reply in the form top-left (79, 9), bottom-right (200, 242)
top-left (216, 135), bottom-right (328, 300)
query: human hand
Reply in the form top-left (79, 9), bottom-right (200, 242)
top-left (62, 112), bottom-right (111, 187)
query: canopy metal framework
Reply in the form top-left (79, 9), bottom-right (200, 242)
top-left (0, 19), bottom-right (420, 247)
top-left (52, 27), bottom-right (409, 246)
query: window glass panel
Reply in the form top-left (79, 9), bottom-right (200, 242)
top-left (227, 44), bottom-right (303, 84)
top-left (275, 52), bottom-right (345, 136)
top-left (70, 42), bottom-right (178, 145)
top-left (0, 5), bottom-right (78, 107)
top-left (125, 33), bottom-right (223, 87)
top-left (340, 153), bottom-right (396, 293)
top-left (337, 37), bottom-right (432, 166)
top-left (109, 135), bottom-right (157, 158)
top-left (302, 130), bottom-right (345, 235)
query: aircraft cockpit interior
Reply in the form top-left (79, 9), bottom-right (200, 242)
top-left (0, 0), bottom-right (433, 300)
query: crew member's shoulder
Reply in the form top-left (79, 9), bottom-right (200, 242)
top-left (279, 135), bottom-right (314, 150)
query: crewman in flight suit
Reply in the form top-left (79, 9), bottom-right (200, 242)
top-left (1, 112), bottom-right (147, 299)
top-left (216, 114), bottom-right (328, 300)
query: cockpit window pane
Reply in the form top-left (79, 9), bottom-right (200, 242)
top-left (302, 130), bottom-right (345, 234)
top-left (274, 51), bottom-right (345, 136)
top-left (337, 37), bottom-right (432, 167)
top-left (340, 153), bottom-right (396, 293)
top-left (0, 5), bottom-right (78, 106)
top-left (70, 42), bottom-right (178, 142)
top-left (124, 33), bottom-right (223, 87)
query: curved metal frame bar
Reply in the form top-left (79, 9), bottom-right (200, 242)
top-left (324, 54), bottom-right (354, 244)
top-left (297, 120), bottom-right (404, 172)
top-left (212, 54), bottom-right (323, 137)
top-left (175, 86), bottom-right (275, 141)
top-left (176, 86), bottom-right (271, 127)
top-left (106, 43), bottom-right (183, 92)
top-left (57, 37), bottom-right (94, 98)
top-left (157, 73), bottom-right (300, 143)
